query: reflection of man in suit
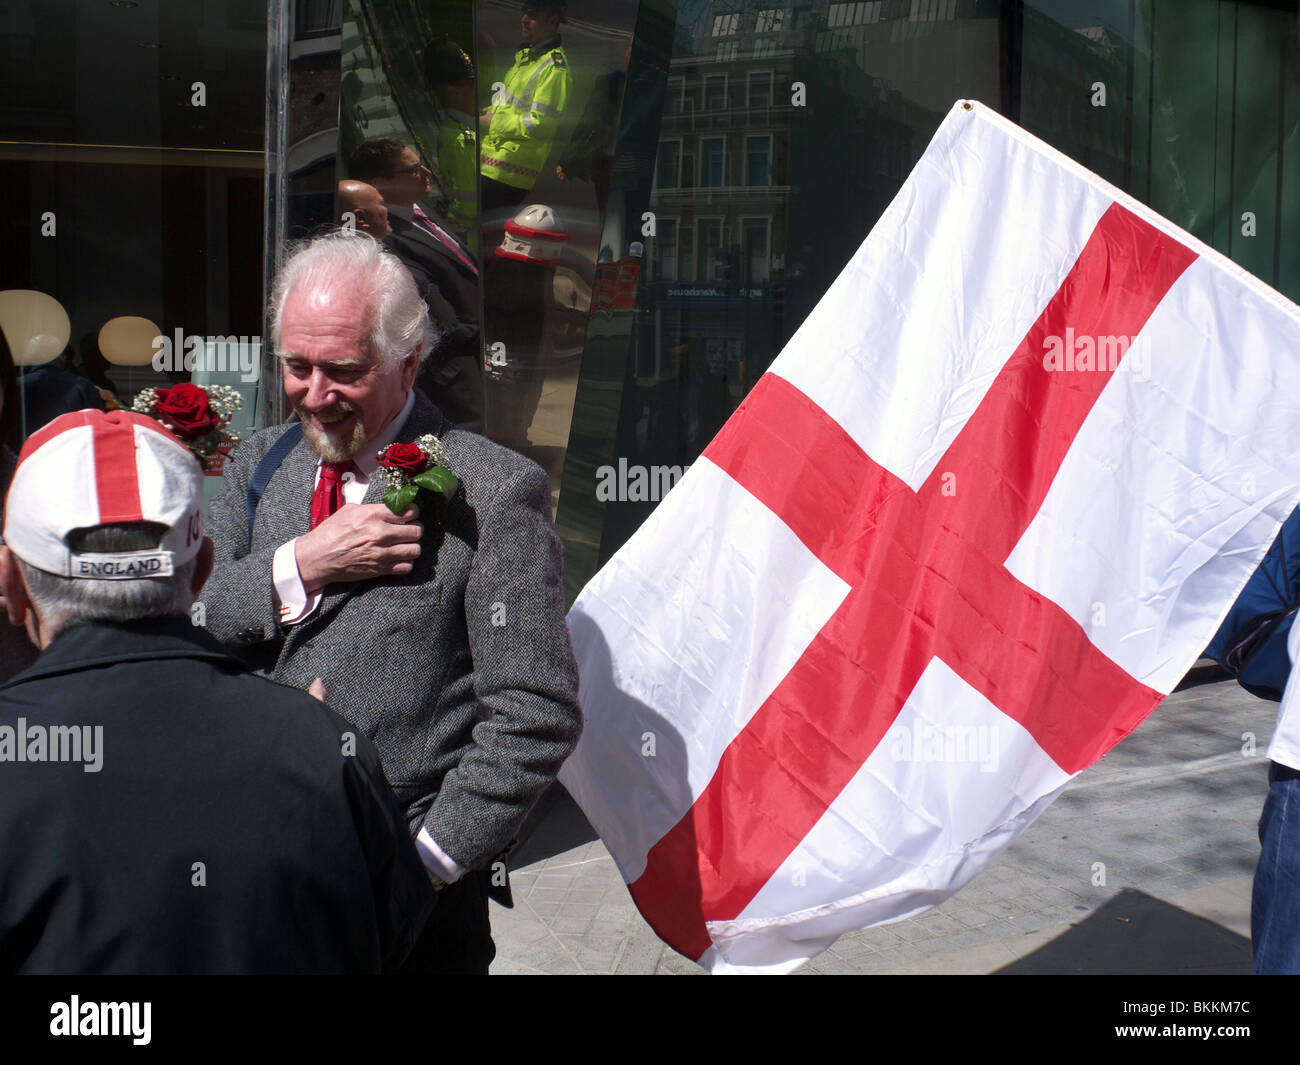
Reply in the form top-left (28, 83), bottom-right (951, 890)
top-left (337, 178), bottom-right (392, 240)
top-left (348, 138), bottom-right (484, 433)
top-left (201, 232), bottom-right (582, 973)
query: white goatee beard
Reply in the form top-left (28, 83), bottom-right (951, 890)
top-left (299, 404), bottom-right (367, 462)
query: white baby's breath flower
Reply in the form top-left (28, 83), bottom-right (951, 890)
top-left (131, 388), bottom-right (159, 414)
top-left (416, 433), bottom-right (449, 468)
top-left (204, 384), bottom-right (243, 420)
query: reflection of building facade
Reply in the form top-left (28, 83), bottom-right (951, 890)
top-left (638, 5), bottom-right (802, 458)
top-left (1018, 8), bottom-right (1133, 187)
top-left (634, 0), bottom-right (989, 461)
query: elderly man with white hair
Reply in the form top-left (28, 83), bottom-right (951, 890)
top-left (201, 231), bottom-right (582, 974)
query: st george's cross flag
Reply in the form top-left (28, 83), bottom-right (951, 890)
top-left (559, 100), bottom-right (1300, 973)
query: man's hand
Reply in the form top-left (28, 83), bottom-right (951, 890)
top-left (294, 503), bottom-right (422, 594)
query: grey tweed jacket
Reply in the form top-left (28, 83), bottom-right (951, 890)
top-left (200, 390), bottom-right (582, 872)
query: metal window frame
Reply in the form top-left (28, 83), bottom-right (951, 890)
top-left (261, 0), bottom-right (292, 428)
top-left (739, 214), bottom-right (771, 284)
top-left (655, 137), bottom-right (683, 188)
top-left (695, 215), bottom-right (726, 281)
top-left (745, 132), bottom-right (772, 185)
top-left (704, 72), bottom-right (729, 111)
top-left (699, 134), bottom-right (727, 187)
top-left (653, 216), bottom-right (681, 282)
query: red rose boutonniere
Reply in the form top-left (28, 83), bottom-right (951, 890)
top-left (153, 382), bottom-right (220, 438)
top-left (376, 433), bottom-right (459, 513)
top-left (131, 382), bottom-right (242, 474)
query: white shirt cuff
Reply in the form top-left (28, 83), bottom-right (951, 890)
top-left (272, 539), bottom-right (321, 626)
top-left (415, 827), bottom-right (466, 885)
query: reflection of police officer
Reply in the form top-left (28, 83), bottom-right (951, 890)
top-left (479, 0), bottom-right (572, 213)
top-left (556, 41), bottom-right (629, 215)
top-left (424, 37), bottom-right (479, 256)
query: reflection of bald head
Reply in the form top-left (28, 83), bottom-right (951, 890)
top-left (338, 180), bottom-right (391, 240)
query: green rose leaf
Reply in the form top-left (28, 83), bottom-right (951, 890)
top-left (384, 483), bottom-right (420, 514)
top-left (413, 465), bottom-right (459, 501)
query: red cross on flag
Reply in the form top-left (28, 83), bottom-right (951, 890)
top-left (560, 100), bottom-right (1300, 973)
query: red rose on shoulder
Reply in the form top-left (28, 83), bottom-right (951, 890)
top-left (379, 442), bottom-right (429, 474)
top-left (154, 383), bottom-right (220, 440)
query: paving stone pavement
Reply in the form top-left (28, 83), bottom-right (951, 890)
top-left (489, 668), bottom-right (1279, 974)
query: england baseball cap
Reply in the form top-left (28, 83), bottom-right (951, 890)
top-left (3, 409), bottom-right (204, 579)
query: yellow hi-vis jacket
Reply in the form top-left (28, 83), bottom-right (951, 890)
top-left (480, 37), bottom-right (572, 191)
top-left (437, 110), bottom-right (478, 254)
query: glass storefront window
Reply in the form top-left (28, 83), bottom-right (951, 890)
top-left (550, 0), bottom-right (1300, 602)
top-left (0, 0), bottom-right (268, 511)
top-left (8, 1), bottom-right (1290, 614)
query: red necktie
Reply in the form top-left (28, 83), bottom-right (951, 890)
top-left (309, 461), bottom-right (353, 529)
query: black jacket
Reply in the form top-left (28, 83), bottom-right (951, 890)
top-left (0, 446), bottom-right (39, 682)
top-left (0, 617), bottom-right (435, 974)
top-left (385, 216), bottom-right (485, 433)
top-left (15, 364), bottom-right (105, 437)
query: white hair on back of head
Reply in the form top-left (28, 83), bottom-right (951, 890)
top-left (18, 524), bottom-right (197, 643)
top-left (269, 230), bottom-right (437, 370)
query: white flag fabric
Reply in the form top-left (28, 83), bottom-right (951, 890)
top-left (559, 100), bottom-right (1300, 973)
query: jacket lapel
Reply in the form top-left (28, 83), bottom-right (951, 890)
top-left (314, 392), bottom-right (450, 618)
top-left (390, 216), bottom-right (474, 282)
top-left (266, 429), bottom-right (320, 547)
top-left (358, 392), bottom-right (450, 505)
